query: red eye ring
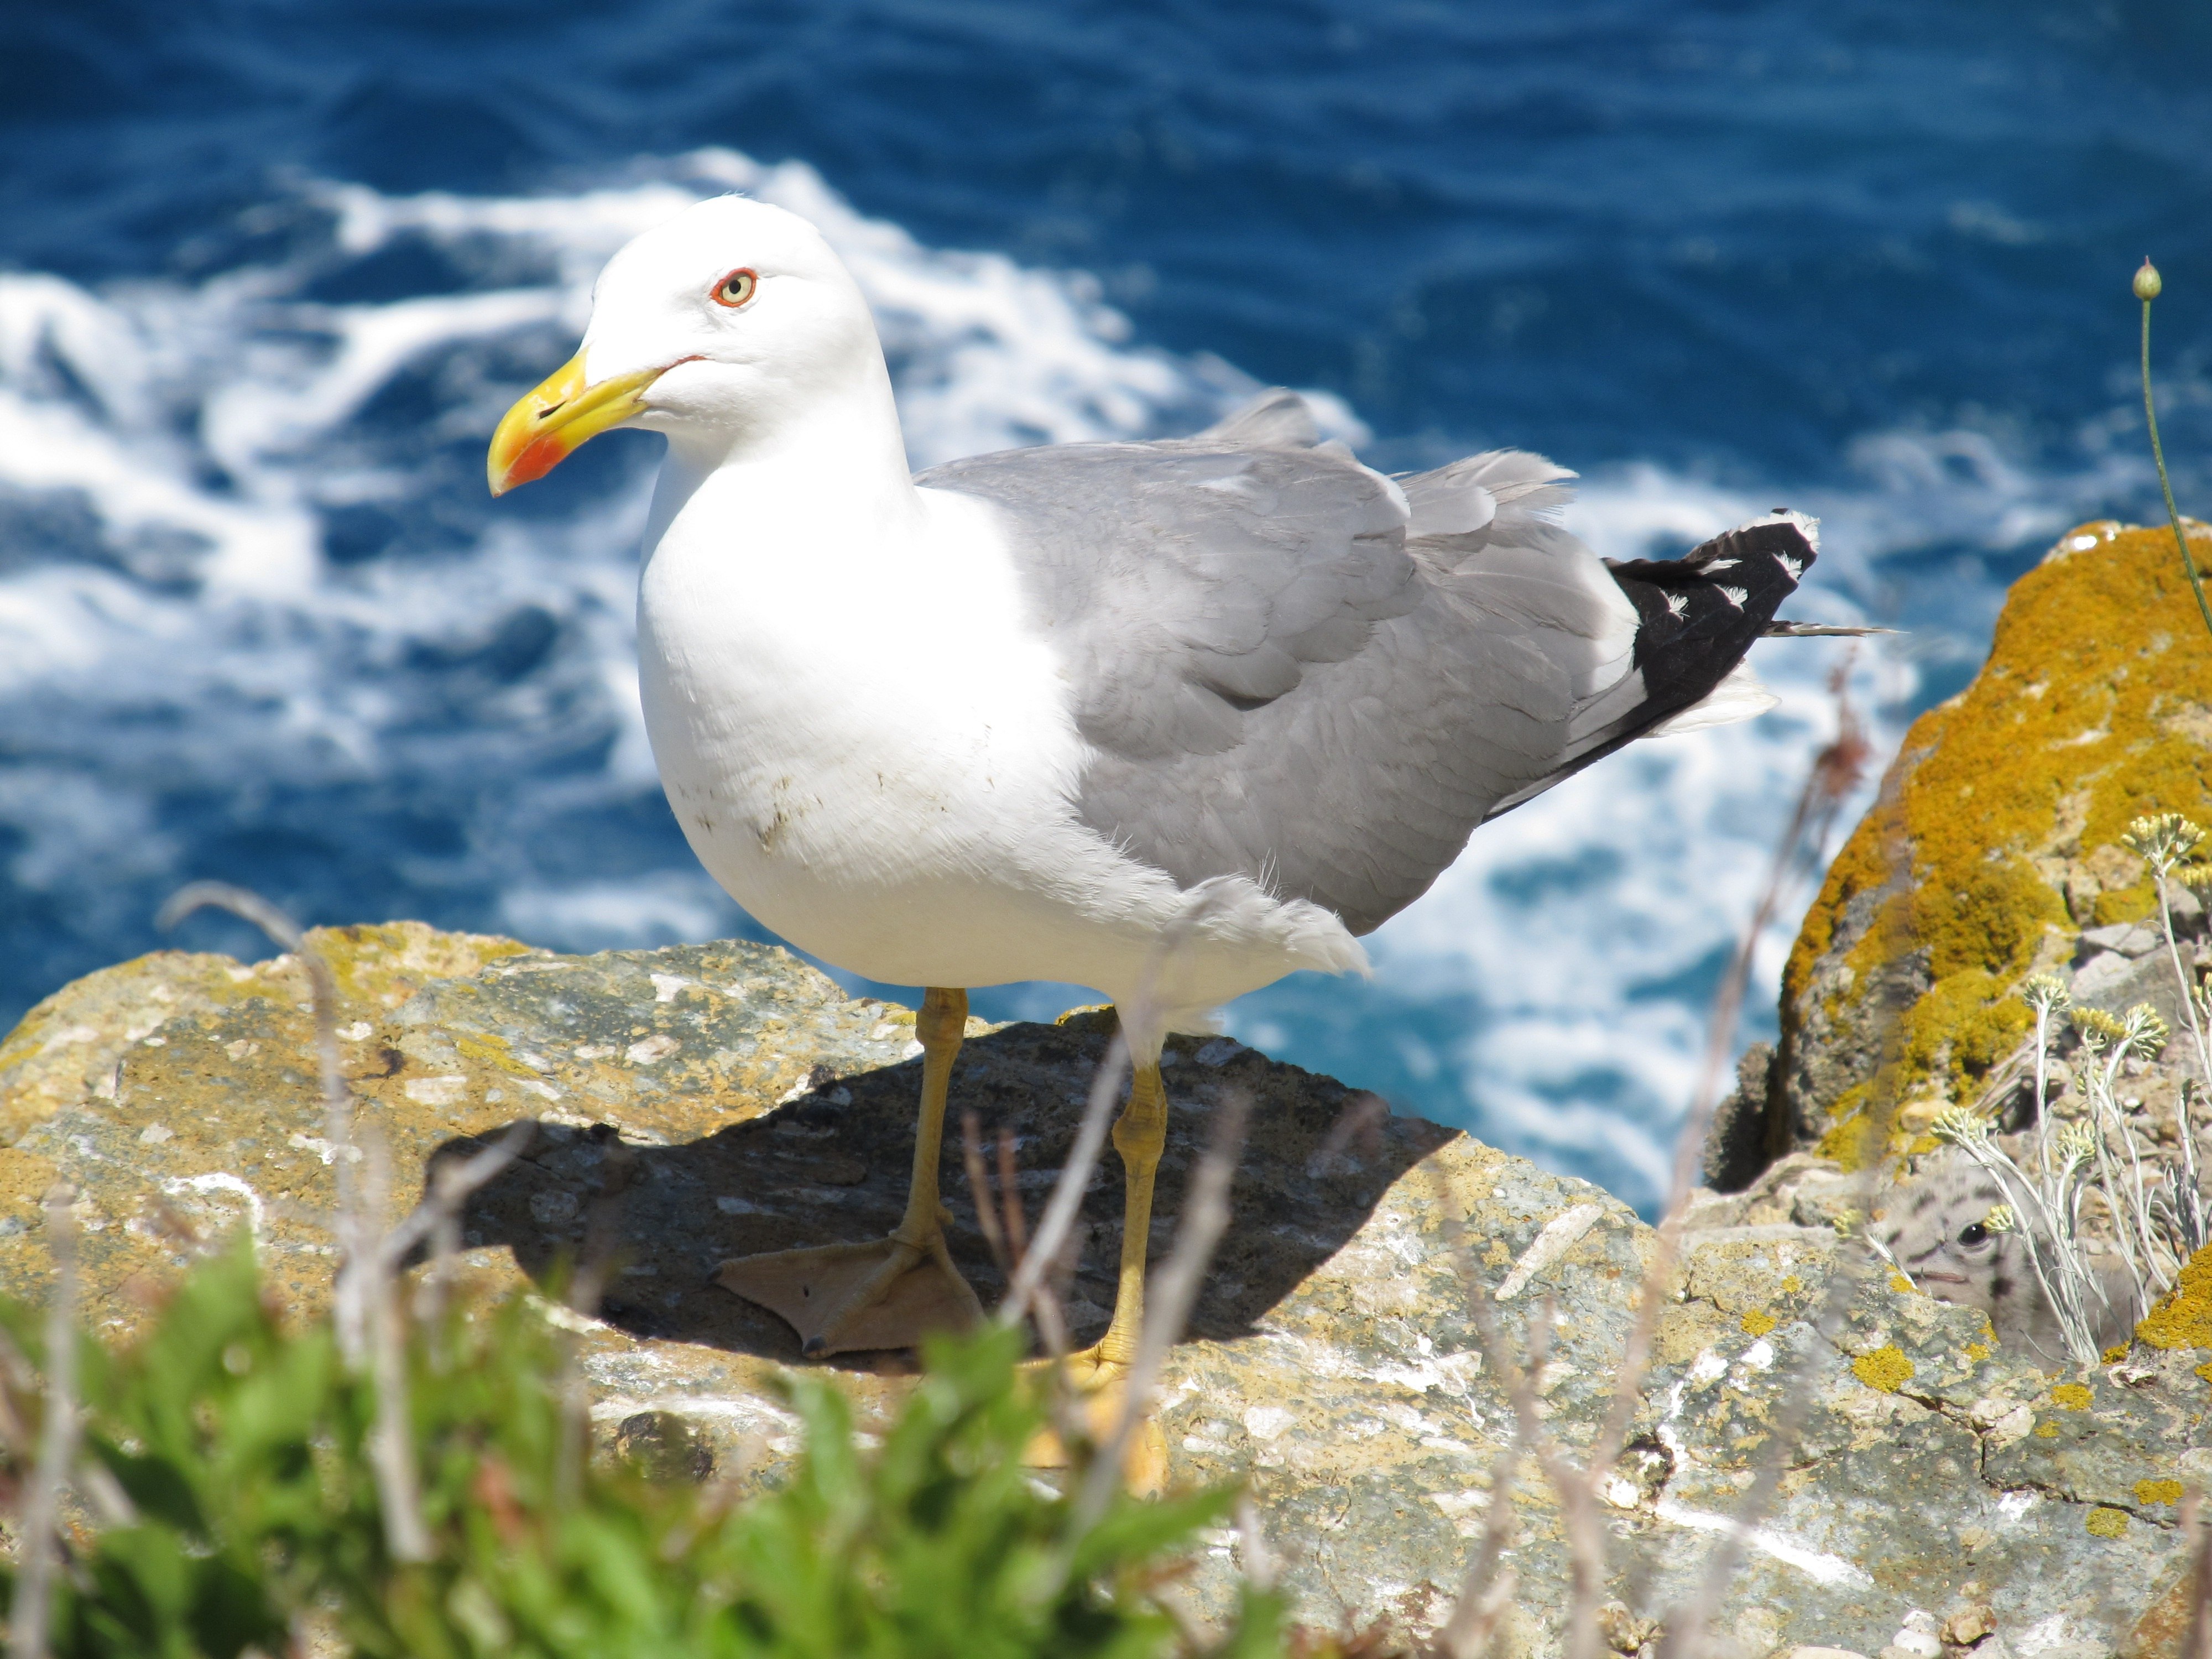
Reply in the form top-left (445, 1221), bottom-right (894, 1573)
top-left (712, 268), bottom-right (758, 308)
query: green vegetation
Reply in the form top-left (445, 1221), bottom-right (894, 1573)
top-left (0, 1239), bottom-right (1289, 1659)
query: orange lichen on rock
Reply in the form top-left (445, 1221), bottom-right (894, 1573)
top-left (1776, 521), bottom-right (2212, 1162)
top-left (2136, 1240), bottom-right (2212, 1350)
top-left (1851, 1344), bottom-right (1915, 1393)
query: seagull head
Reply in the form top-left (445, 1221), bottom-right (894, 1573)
top-left (487, 196), bottom-right (879, 495)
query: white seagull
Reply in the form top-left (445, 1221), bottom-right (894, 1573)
top-left (486, 195), bottom-right (1819, 1392)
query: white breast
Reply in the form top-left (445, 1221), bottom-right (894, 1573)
top-left (635, 460), bottom-right (1366, 1031)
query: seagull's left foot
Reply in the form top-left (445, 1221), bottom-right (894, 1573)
top-left (718, 986), bottom-right (984, 1357)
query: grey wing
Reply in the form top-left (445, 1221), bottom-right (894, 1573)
top-left (917, 394), bottom-right (1662, 935)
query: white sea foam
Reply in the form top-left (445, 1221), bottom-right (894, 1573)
top-left (0, 148), bottom-right (2133, 1203)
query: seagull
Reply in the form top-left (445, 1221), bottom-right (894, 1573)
top-left (486, 195), bottom-right (1820, 1390)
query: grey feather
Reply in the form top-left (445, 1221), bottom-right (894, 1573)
top-left (917, 390), bottom-right (1770, 935)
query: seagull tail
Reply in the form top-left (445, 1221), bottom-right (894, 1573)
top-left (1479, 509), bottom-right (1823, 822)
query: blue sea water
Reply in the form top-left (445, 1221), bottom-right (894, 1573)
top-left (3, 1), bottom-right (2211, 1206)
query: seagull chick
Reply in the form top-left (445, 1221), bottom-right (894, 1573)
top-left (485, 195), bottom-right (1824, 1448)
top-left (1874, 1157), bottom-right (2140, 1361)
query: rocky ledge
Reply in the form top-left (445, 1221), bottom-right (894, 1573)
top-left (2, 921), bottom-right (2207, 1655)
top-left (1752, 519), bottom-right (2212, 1174)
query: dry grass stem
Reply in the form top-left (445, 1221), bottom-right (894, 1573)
top-left (1662, 1254), bottom-right (1864, 1657)
top-left (156, 883), bottom-right (371, 1361)
top-left (999, 1032), bottom-right (1126, 1331)
top-left (1594, 657), bottom-right (1868, 1494)
top-left (1072, 1088), bottom-right (1252, 1537)
top-left (997, 1126), bottom-right (1031, 1269)
top-left (401, 1122), bottom-right (537, 1342)
top-left (959, 1110), bottom-right (1011, 1275)
top-left (7, 1185), bottom-right (79, 1659)
top-left (359, 1133), bottom-right (432, 1563)
top-left (1234, 1493), bottom-right (1277, 1594)
top-left (1434, 1365), bottom-right (1527, 1659)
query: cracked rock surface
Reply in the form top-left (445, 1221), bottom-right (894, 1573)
top-left (1, 922), bottom-right (2207, 1653)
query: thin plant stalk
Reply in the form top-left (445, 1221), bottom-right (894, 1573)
top-left (2136, 259), bottom-right (2212, 644)
top-left (1663, 1241), bottom-right (1866, 1657)
top-left (7, 1187), bottom-right (78, 1659)
top-left (157, 884), bottom-right (368, 1360)
top-left (361, 1132), bottom-right (431, 1563)
top-left (1436, 1297), bottom-right (1530, 1659)
top-left (1067, 1087), bottom-right (1251, 1542)
top-left (2180, 1483), bottom-right (2212, 1659)
top-left (998, 1033), bottom-right (1125, 1330)
top-left (1590, 653), bottom-right (1868, 1498)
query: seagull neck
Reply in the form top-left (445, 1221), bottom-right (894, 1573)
top-left (651, 368), bottom-right (920, 555)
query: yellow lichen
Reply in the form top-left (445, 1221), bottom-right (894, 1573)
top-left (2137, 1241), bottom-right (2212, 1350)
top-left (1780, 1275), bottom-right (1803, 1294)
top-left (1783, 526), bottom-right (2212, 1152)
top-left (1852, 1345), bottom-right (1915, 1393)
top-left (454, 1031), bottom-right (533, 1074)
top-left (2036, 1421), bottom-right (2060, 1438)
top-left (2086, 1506), bottom-right (2130, 1539)
top-left (1965, 1341), bottom-right (1992, 1362)
top-left (2136, 1479), bottom-right (2185, 1507)
top-left (1740, 1310), bottom-right (1777, 1337)
top-left (1887, 1272), bottom-right (1915, 1296)
top-left (2051, 1383), bottom-right (2093, 1411)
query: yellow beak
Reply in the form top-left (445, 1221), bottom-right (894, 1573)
top-left (487, 352), bottom-right (665, 496)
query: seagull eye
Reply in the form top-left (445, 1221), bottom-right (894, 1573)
top-left (712, 268), bottom-right (758, 309)
top-left (1958, 1222), bottom-right (1989, 1246)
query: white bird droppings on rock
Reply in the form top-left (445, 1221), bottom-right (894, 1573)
top-left (1493, 1202), bottom-right (1605, 1300)
top-left (1244, 1406), bottom-right (1295, 1442)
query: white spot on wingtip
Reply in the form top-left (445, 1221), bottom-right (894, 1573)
top-left (1717, 585), bottom-right (1748, 609)
top-left (1775, 552), bottom-right (1803, 581)
top-left (1664, 592), bottom-right (1689, 619)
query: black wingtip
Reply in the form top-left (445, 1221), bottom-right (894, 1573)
top-left (1603, 513), bottom-right (1819, 728)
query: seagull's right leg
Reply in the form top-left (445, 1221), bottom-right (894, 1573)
top-left (717, 985), bottom-right (984, 1356)
top-left (1022, 1056), bottom-right (1173, 1494)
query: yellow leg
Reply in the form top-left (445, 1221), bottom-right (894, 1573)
top-left (1028, 1055), bottom-right (1172, 1493)
top-left (718, 987), bottom-right (985, 1355)
top-left (1091, 1062), bottom-right (1169, 1370)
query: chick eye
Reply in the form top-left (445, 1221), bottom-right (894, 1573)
top-left (712, 268), bottom-right (757, 309)
top-left (1958, 1222), bottom-right (1989, 1246)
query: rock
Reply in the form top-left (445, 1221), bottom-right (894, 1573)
top-left (1771, 520), bottom-right (2212, 1167)
top-left (4, 923), bottom-right (2211, 1652)
top-left (2078, 924), bottom-right (2161, 961)
top-left (1701, 1041), bottom-right (1776, 1192)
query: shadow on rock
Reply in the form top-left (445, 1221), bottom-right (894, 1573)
top-left (427, 1015), bottom-right (1448, 1365)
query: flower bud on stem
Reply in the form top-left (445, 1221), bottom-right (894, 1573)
top-left (2139, 259), bottom-right (2212, 641)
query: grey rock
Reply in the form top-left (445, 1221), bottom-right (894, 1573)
top-left (2078, 924), bottom-right (2161, 960)
top-left (2, 925), bottom-right (2208, 1654)
top-left (1702, 1041), bottom-right (1777, 1192)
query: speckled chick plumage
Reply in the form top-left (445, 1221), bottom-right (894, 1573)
top-left (1873, 1158), bottom-right (2138, 1361)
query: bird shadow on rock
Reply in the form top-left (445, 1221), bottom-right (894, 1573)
top-left (424, 1015), bottom-right (1450, 1371)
